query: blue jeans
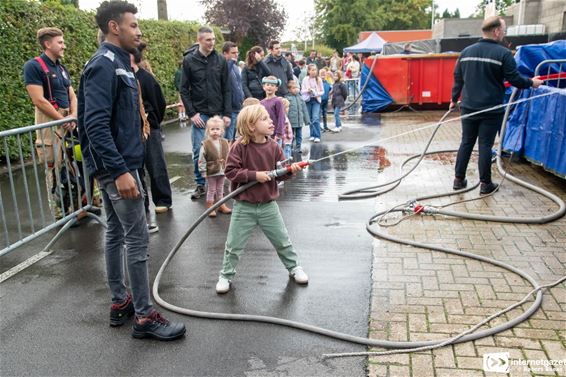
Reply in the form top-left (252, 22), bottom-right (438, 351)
top-left (144, 127), bottom-right (172, 207)
top-left (191, 115), bottom-right (209, 187)
top-left (334, 106), bottom-right (342, 128)
top-left (306, 100), bottom-right (321, 139)
top-left (293, 127), bottom-right (303, 150)
top-left (224, 112), bottom-right (238, 142)
top-left (348, 79), bottom-right (358, 98)
top-left (320, 100), bottom-right (329, 130)
top-left (97, 171), bottom-right (152, 317)
top-left (284, 144), bottom-right (292, 159)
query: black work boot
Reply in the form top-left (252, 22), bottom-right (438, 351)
top-left (109, 294), bottom-right (135, 327)
top-left (480, 182), bottom-right (499, 195)
top-left (453, 177), bottom-right (468, 190)
top-left (132, 310), bottom-right (186, 341)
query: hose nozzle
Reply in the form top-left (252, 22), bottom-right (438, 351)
top-left (268, 160), bottom-right (311, 178)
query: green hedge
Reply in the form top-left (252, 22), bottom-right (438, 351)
top-left (0, 0), bottom-right (223, 159)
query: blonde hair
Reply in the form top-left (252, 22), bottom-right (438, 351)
top-left (205, 115), bottom-right (225, 137)
top-left (242, 97), bottom-right (260, 107)
top-left (281, 98), bottom-right (290, 110)
top-left (237, 105), bottom-right (268, 145)
top-left (307, 63), bottom-right (318, 75)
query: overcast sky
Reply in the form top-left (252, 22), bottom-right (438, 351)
top-left (79, 0), bottom-right (481, 41)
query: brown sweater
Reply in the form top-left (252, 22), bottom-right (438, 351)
top-left (225, 137), bottom-right (291, 203)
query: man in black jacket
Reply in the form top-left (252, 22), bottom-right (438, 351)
top-left (133, 45), bottom-right (172, 217)
top-left (450, 16), bottom-right (542, 195)
top-left (264, 40), bottom-right (294, 97)
top-left (180, 26), bottom-right (231, 199)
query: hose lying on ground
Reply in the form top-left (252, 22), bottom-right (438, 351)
top-left (152, 87), bottom-right (565, 353)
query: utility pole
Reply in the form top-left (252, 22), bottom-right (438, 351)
top-left (431, 0), bottom-right (435, 28)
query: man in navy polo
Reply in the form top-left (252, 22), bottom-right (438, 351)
top-left (23, 27), bottom-right (77, 219)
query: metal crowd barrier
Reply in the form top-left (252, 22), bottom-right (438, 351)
top-left (0, 117), bottom-right (105, 257)
top-left (534, 59), bottom-right (565, 87)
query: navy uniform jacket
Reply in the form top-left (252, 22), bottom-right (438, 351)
top-left (77, 42), bottom-right (144, 180)
top-left (23, 52), bottom-right (72, 108)
top-left (452, 38), bottom-right (533, 113)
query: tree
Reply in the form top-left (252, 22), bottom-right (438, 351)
top-left (377, 0), bottom-right (432, 30)
top-left (441, 8), bottom-right (461, 19)
top-left (41, 0), bottom-right (78, 6)
top-left (474, 0), bottom-right (515, 17)
top-left (315, 0), bottom-right (432, 51)
top-left (201, 0), bottom-right (286, 47)
top-left (315, 0), bottom-right (382, 52)
top-left (157, 0), bottom-right (168, 20)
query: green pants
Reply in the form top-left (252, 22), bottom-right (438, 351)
top-left (220, 200), bottom-right (299, 280)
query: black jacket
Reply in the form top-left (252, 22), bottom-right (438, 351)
top-left (241, 61), bottom-right (271, 100)
top-left (180, 46), bottom-right (231, 117)
top-left (452, 38), bottom-right (533, 113)
top-left (264, 54), bottom-right (294, 96)
top-left (136, 68), bottom-right (166, 129)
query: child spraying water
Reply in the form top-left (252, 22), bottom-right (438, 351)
top-left (215, 105), bottom-right (309, 293)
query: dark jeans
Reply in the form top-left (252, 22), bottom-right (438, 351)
top-left (97, 171), bottom-right (152, 317)
top-left (455, 110), bottom-right (504, 184)
top-left (320, 100), bottom-right (329, 130)
top-left (292, 127), bottom-right (303, 150)
top-left (144, 127), bottom-right (172, 207)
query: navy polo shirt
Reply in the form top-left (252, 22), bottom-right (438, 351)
top-left (23, 52), bottom-right (72, 109)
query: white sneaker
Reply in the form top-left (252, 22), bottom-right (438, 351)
top-left (147, 223), bottom-right (159, 234)
top-left (313, 138), bottom-right (320, 143)
top-left (308, 137), bottom-right (315, 141)
top-left (333, 128), bottom-right (342, 133)
top-left (216, 277), bottom-right (231, 293)
top-left (289, 266), bottom-right (309, 285)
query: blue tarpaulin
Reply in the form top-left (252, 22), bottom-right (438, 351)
top-left (360, 63), bottom-right (393, 113)
top-left (503, 87), bottom-right (566, 177)
top-left (515, 40), bottom-right (566, 78)
top-left (502, 40), bottom-right (566, 178)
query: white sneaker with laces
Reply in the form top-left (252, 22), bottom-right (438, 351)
top-left (289, 266), bottom-right (309, 284)
top-left (216, 277), bottom-right (231, 293)
top-left (308, 137), bottom-right (315, 141)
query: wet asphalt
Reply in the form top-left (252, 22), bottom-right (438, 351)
top-left (1, 112), bottom-right (388, 377)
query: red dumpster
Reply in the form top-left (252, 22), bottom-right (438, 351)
top-left (367, 53), bottom-right (459, 107)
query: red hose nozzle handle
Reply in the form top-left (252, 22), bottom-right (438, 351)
top-left (268, 160), bottom-right (311, 178)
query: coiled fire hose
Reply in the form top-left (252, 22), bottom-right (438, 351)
top-left (152, 87), bottom-right (565, 357)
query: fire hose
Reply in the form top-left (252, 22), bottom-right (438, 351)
top-left (152, 86), bottom-right (565, 357)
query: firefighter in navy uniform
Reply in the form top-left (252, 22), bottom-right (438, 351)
top-left (23, 27), bottom-right (77, 219)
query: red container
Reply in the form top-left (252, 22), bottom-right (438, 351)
top-left (367, 53), bottom-right (459, 107)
